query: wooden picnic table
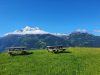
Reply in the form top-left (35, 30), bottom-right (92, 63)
top-left (47, 46), bottom-right (66, 53)
top-left (7, 47), bottom-right (27, 55)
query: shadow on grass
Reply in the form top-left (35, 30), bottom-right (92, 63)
top-left (54, 51), bottom-right (71, 54)
top-left (9, 52), bottom-right (33, 56)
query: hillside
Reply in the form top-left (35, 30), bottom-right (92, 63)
top-left (0, 34), bottom-right (69, 51)
top-left (68, 32), bottom-right (100, 47)
top-left (0, 48), bottom-right (100, 75)
top-left (1, 32), bottom-right (100, 52)
top-left (1, 26), bottom-right (100, 52)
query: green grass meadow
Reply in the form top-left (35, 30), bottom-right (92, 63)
top-left (0, 47), bottom-right (100, 75)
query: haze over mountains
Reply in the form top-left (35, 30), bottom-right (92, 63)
top-left (0, 26), bottom-right (100, 52)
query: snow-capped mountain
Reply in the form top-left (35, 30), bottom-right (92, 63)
top-left (5, 26), bottom-right (49, 35)
top-left (1, 26), bottom-right (100, 52)
top-left (5, 26), bottom-right (68, 36)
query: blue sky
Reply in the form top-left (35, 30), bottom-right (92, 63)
top-left (0, 0), bottom-right (100, 36)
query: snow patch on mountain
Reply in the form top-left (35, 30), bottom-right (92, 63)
top-left (52, 33), bottom-right (68, 36)
top-left (4, 26), bottom-right (68, 36)
top-left (5, 26), bottom-right (49, 35)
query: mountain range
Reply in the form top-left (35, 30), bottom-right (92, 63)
top-left (0, 26), bottom-right (100, 52)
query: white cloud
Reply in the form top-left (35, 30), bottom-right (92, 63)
top-left (94, 30), bottom-right (100, 32)
top-left (76, 29), bottom-right (87, 32)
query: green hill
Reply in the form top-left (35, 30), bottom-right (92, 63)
top-left (0, 48), bottom-right (100, 75)
top-left (1, 32), bottom-right (100, 52)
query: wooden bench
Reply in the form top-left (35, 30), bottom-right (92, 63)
top-left (7, 47), bottom-right (27, 56)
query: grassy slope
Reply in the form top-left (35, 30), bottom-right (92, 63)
top-left (0, 48), bottom-right (100, 75)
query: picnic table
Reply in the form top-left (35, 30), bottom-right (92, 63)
top-left (7, 47), bottom-right (27, 55)
top-left (47, 46), bottom-right (66, 53)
